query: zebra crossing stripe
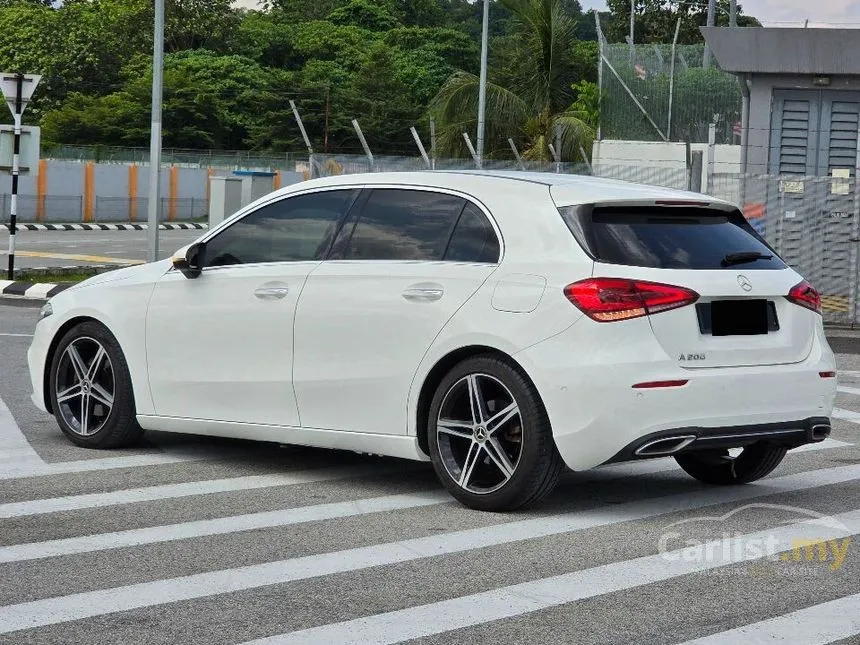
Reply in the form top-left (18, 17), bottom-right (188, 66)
top-left (833, 408), bottom-right (860, 425)
top-left (0, 491), bottom-right (450, 564)
top-left (0, 464), bottom-right (392, 518)
top-left (241, 509), bottom-right (860, 645)
top-left (837, 385), bottom-right (860, 397)
top-left (2, 223), bottom-right (207, 231)
top-left (0, 464), bottom-right (857, 635)
top-left (676, 593), bottom-right (860, 645)
top-left (1, 438), bottom-right (849, 564)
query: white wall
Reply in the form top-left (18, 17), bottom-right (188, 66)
top-left (592, 140), bottom-right (743, 194)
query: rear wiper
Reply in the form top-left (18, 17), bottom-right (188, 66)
top-left (721, 251), bottom-right (773, 267)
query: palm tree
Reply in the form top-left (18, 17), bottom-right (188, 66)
top-left (429, 0), bottom-right (593, 163)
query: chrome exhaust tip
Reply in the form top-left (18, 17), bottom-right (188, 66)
top-left (634, 434), bottom-right (697, 457)
top-left (808, 424), bottom-right (831, 442)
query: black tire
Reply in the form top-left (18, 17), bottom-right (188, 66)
top-left (674, 443), bottom-right (788, 485)
top-left (427, 355), bottom-right (563, 512)
top-left (48, 320), bottom-right (143, 449)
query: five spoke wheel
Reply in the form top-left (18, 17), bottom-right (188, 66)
top-left (436, 373), bottom-right (523, 495)
top-left (54, 337), bottom-right (115, 437)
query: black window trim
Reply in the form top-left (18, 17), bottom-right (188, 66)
top-left (196, 185), bottom-right (364, 272)
top-left (324, 184), bottom-right (503, 264)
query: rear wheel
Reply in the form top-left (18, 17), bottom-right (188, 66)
top-left (427, 356), bottom-right (563, 512)
top-left (674, 443), bottom-right (787, 485)
top-left (49, 321), bottom-right (143, 449)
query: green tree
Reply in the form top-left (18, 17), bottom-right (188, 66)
top-left (430, 0), bottom-right (593, 161)
top-left (327, 0), bottom-right (399, 31)
top-left (605, 0), bottom-right (760, 44)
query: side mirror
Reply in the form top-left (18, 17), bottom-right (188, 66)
top-left (172, 242), bottom-right (206, 279)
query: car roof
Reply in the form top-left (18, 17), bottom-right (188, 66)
top-left (275, 170), bottom-right (734, 208)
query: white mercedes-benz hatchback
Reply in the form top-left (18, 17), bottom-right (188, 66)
top-left (28, 171), bottom-right (837, 511)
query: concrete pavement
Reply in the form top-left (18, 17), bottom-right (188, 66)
top-left (1, 303), bottom-right (859, 645)
top-left (0, 228), bottom-right (204, 269)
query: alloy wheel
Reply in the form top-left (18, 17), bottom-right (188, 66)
top-left (435, 373), bottom-right (524, 494)
top-left (54, 337), bottom-right (115, 437)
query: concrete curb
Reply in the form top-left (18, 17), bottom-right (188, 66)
top-left (2, 223), bottom-right (207, 231)
top-left (1, 280), bottom-right (73, 300)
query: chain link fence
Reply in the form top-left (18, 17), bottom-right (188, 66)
top-left (599, 42), bottom-right (742, 144)
top-left (711, 173), bottom-right (860, 325)
top-left (45, 145), bottom-right (304, 171)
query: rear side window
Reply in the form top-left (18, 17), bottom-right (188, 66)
top-left (443, 203), bottom-right (500, 263)
top-left (559, 206), bottom-right (787, 270)
top-left (342, 189), bottom-right (466, 261)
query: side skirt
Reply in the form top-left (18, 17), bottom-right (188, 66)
top-left (136, 415), bottom-right (430, 462)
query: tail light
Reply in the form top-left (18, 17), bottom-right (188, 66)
top-left (787, 280), bottom-right (821, 314)
top-left (564, 278), bottom-right (699, 322)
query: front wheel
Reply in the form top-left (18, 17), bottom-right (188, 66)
top-left (48, 321), bottom-right (143, 449)
top-left (674, 443), bottom-right (788, 485)
top-left (427, 356), bottom-right (563, 512)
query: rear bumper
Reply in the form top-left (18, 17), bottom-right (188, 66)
top-left (605, 416), bottom-right (831, 463)
top-left (513, 315), bottom-right (837, 471)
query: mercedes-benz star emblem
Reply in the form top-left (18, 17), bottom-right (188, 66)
top-left (737, 275), bottom-right (752, 292)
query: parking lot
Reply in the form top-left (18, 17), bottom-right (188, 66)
top-left (1, 301), bottom-right (859, 644)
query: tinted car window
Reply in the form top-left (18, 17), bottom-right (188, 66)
top-left (343, 189), bottom-right (465, 261)
top-left (561, 206), bottom-right (786, 270)
top-left (444, 203), bottom-right (500, 263)
top-left (205, 190), bottom-right (356, 267)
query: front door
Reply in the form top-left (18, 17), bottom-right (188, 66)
top-left (145, 187), bottom-right (360, 425)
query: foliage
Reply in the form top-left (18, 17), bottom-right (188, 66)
top-left (0, 0), bottom-right (759, 157)
top-left (430, 0), bottom-right (595, 161)
top-left (604, 0), bottom-right (761, 44)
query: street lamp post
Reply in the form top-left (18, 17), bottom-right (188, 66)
top-left (147, 0), bottom-right (165, 263)
top-left (476, 0), bottom-right (489, 169)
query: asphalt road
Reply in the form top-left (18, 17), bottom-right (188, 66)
top-left (0, 229), bottom-right (204, 270)
top-left (1, 301), bottom-right (860, 645)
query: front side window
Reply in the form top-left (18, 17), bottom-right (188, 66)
top-left (342, 189), bottom-right (466, 261)
top-left (205, 189), bottom-right (357, 267)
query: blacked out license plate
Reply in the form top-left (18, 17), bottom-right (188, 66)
top-left (697, 300), bottom-right (778, 336)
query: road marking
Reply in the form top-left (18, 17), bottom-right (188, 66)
top-left (0, 250), bottom-right (141, 265)
top-left (243, 510), bottom-right (860, 645)
top-left (0, 464), bottom-right (856, 634)
top-left (0, 333), bottom-right (32, 337)
top-left (837, 385), bottom-right (860, 397)
top-left (0, 445), bottom-right (260, 481)
top-left (677, 593), bottom-right (860, 645)
top-left (0, 393), bottom-right (44, 469)
top-left (832, 407), bottom-right (860, 425)
top-left (0, 464), bottom-right (390, 518)
top-left (0, 491), bottom-right (450, 563)
top-left (2, 439), bottom-right (846, 563)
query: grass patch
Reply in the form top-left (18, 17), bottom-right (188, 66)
top-left (14, 267), bottom-right (119, 284)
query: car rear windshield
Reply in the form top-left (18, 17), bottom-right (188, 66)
top-left (558, 205), bottom-right (787, 270)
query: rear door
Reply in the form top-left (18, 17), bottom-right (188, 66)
top-left (292, 188), bottom-right (500, 434)
top-left (564, 203), bottom-right (816, 368)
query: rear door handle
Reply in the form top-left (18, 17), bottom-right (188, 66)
top-left (402, 283), bottom-right (444, 302)
top-left (254, 285), bottom-right (289, 300)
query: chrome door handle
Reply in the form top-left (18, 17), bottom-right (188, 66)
top-left (254, 286), bottom-right (289, 300)
top-left (402, 284), bottom-right (444, 302)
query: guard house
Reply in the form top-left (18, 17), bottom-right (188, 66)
top-left (702, 27), bottom-right (860, 178)
top-left (702, 27), bottom-right (860, 324)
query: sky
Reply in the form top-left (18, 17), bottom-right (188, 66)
top-left (232, 0), bottom-right (860, 27)
top-left (580, 0), bottom-right (860, 26)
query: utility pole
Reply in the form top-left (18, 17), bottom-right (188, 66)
top-left (729, 0), bottom-right (737, 27)
top-left (476, 0), bottom-right (489, 168)
top-left (324, 84), bottom-right (330, 153)
top-left (703, 0), bottom-right (716, 68)
top-left (147, 0), bottom-right (165, 263)
top-left (629, 0), bottom-right (635, 61)
top-left (1, 72), bottom-right (41, 280)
